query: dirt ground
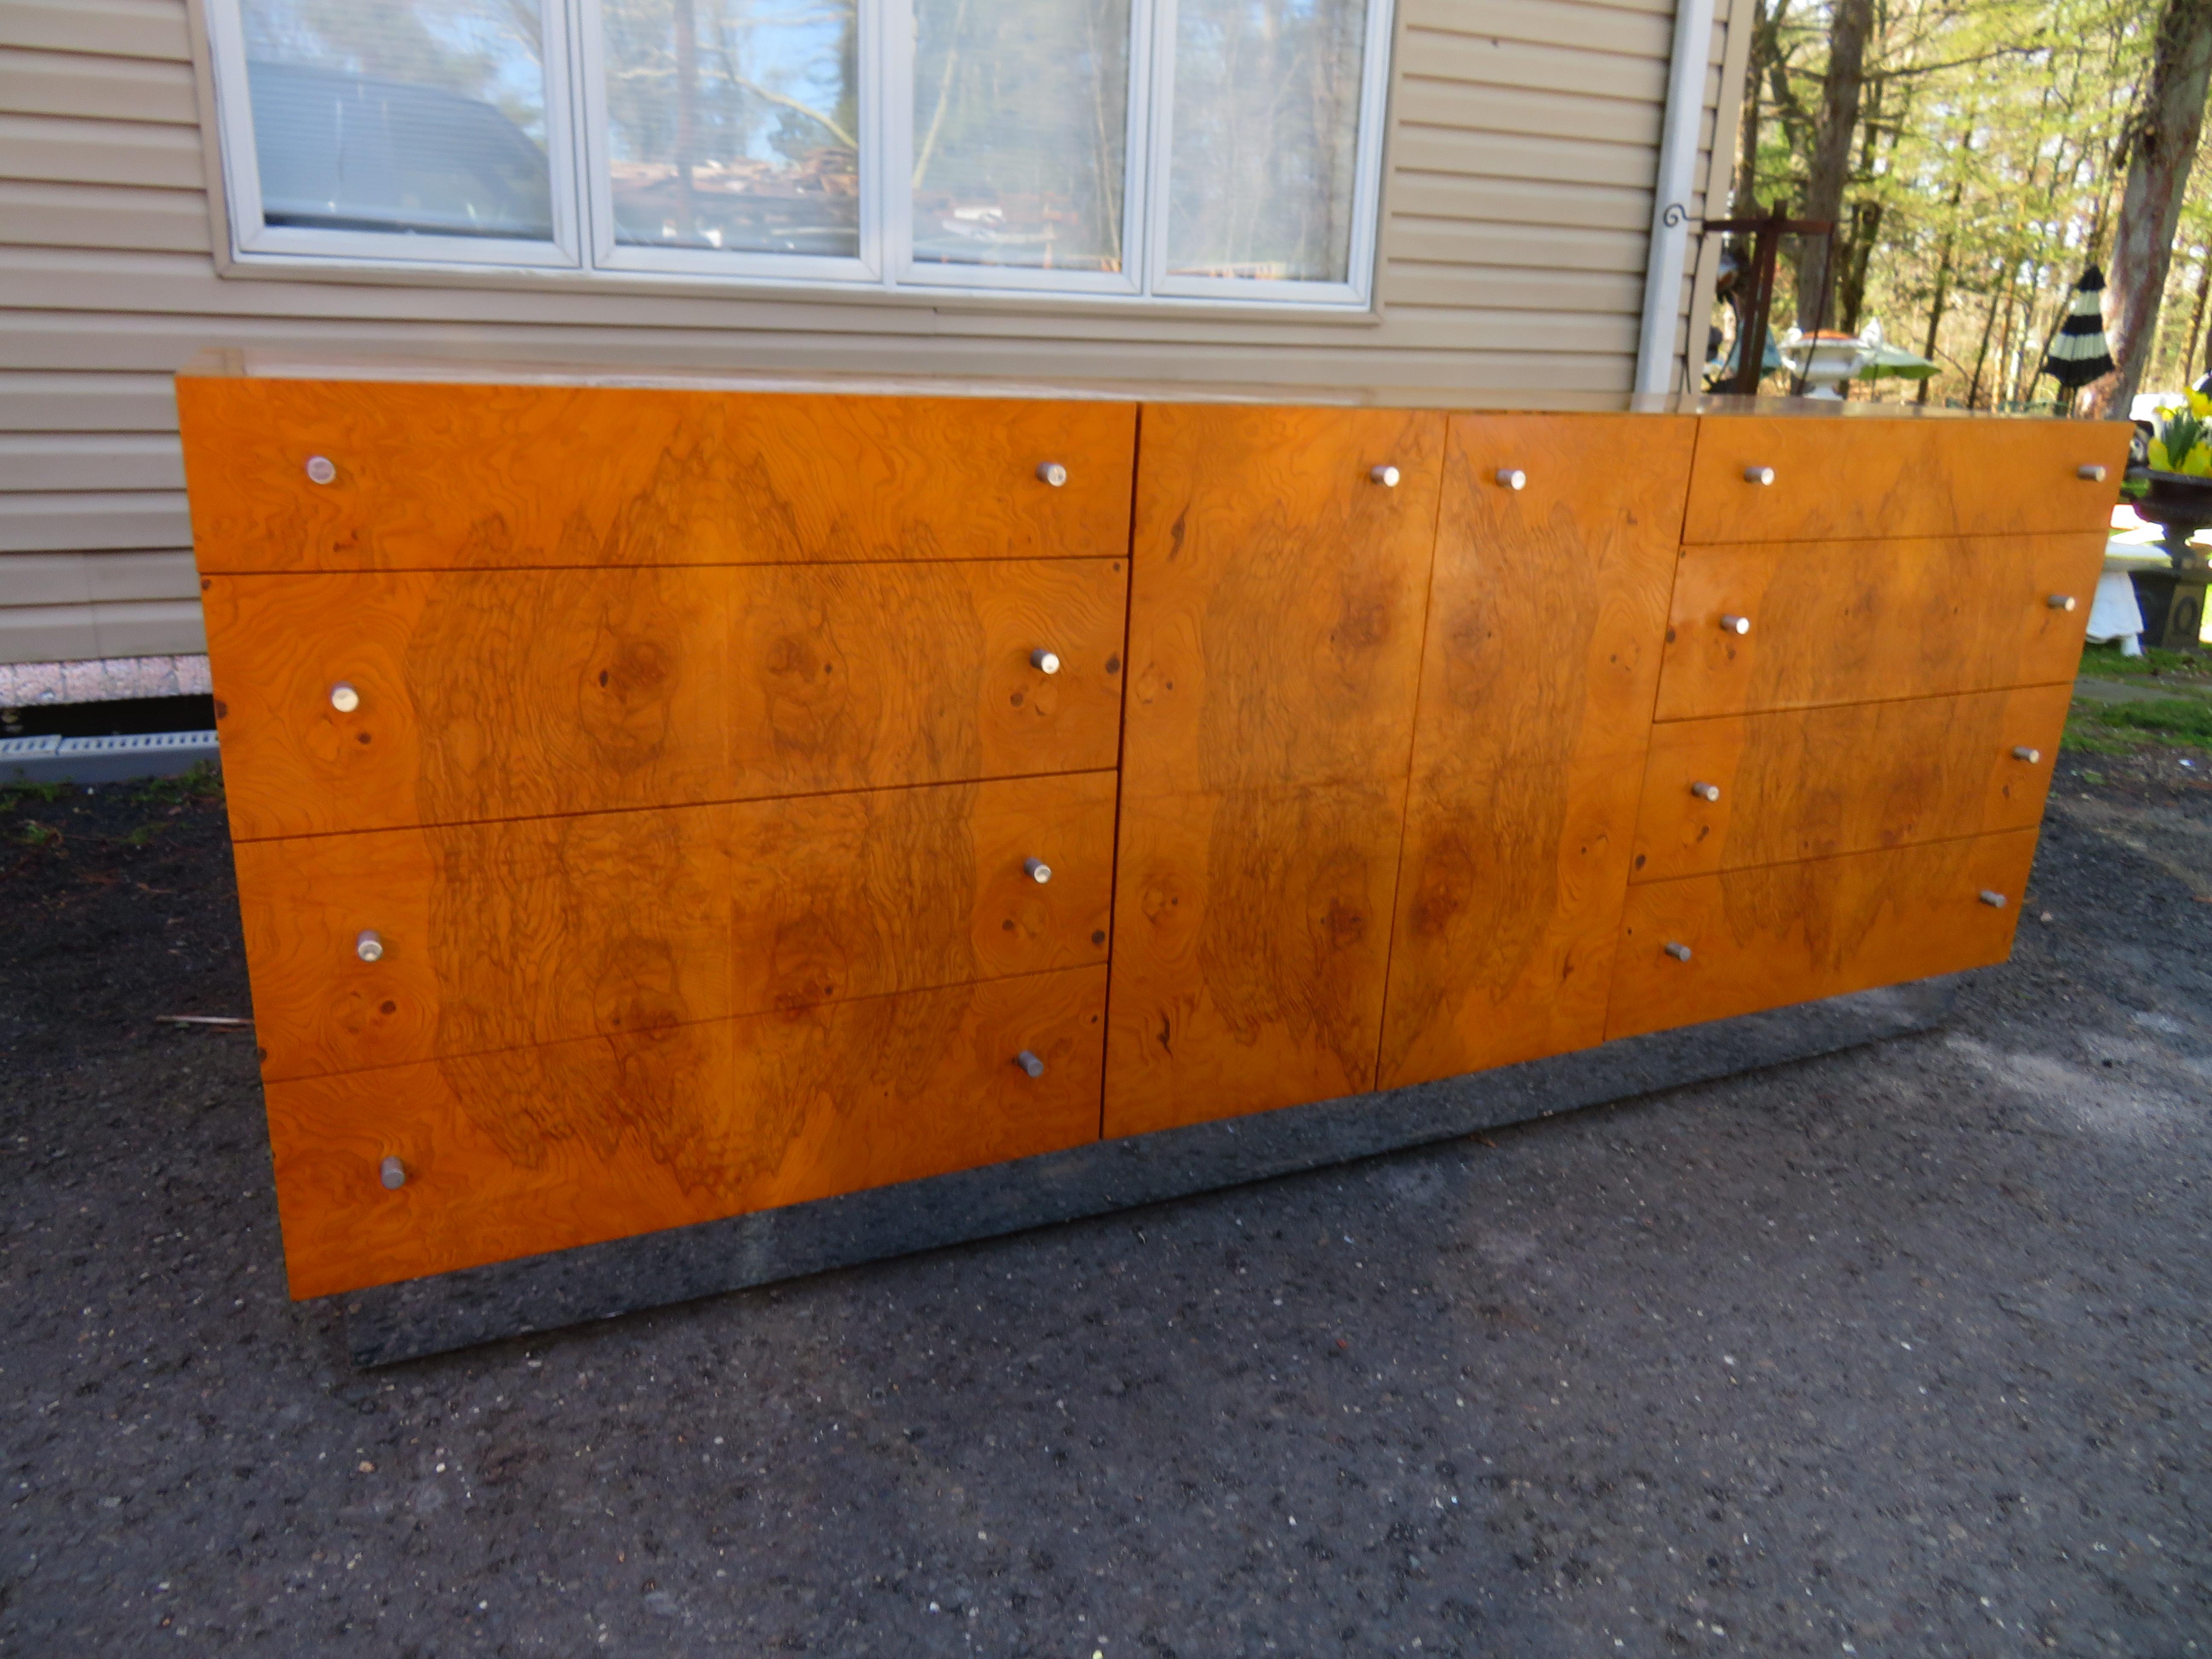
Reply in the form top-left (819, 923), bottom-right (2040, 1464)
top-left (2, 742), bottom-right (2208, 1657)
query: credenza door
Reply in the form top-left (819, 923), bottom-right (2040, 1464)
top-left (1377, 413), bottom-right (1694, 1088)
top-left (1105, 404), bottom-right (1446, 1135)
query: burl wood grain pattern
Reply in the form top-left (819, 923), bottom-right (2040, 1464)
top-left (1605, 828), bottom-right (2039, 1040)
top-left (205, 559), bottom-right (1127, 839)
top-left (177, 377), bottom-right (1136, 572)
top-left (1653, 533), bottom-right (2103, 722)
top-left (1683, 416), bottom-right (2131, 543)
top-left (1121, 403), bottom-right (1446, 797)
top-left (1103, 784), bottom-right (1404, 1137)
top-left (1630, 684), bottom-right (2072, 883)
top-left (1380, 761), bottom-right (1647, 1087)
top-left (1376, 414), bottom-right (1693, 1088)
top-left (268, 964), bottom-right (1109, 1298)
top-left (1405, 414), bottom-right (1693, 782)
top-left (236, 772), bottom-right (1117, 1082)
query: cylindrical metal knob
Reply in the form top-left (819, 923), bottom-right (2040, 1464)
top-left (1719, 614), bottom-right (1751, 635)
top-left (1978, 890), bottom-right (2007, 908)
top-left (305, 455), bottom-right (337, 486)
top-left (2046, 594), bottom-right (2076, 611)
top-left (1370, 465), bottom-right (1401, 488)
top-left (2012, 745), bottom-right (2042, 763)
top-left (1663, 941), bottom-right (1694, 962)
top-left (1743, 465), bottom-right (1775, 486)
top-left (355, 929), bottom-right (384, 963)
top-left (1024, 857), bottom-right (1052, 884)
top-left (1036, 462), bottom-right (1068, 488)
top-left (2077, 464), bottom-right (2107, 482)
top-left (1690, 781), bottom-right (1721, 803)
top-left (380, 1155), bottom-right (406, 1190)
top-left (1495, 468), bottom-right (1527, 491)
top-left (329, 682), bottom-right (360, 714)
top-left (1029, 648), bottom-right (1061, 675)
top-left (1015, 1050), bottom-right (1045, 1078)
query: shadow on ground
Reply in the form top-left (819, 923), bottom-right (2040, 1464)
top-left (2, 754), bottom-right (2207, 1656)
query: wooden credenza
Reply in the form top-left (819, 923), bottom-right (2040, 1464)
top-left (176, 358), bottom-right (2128, 1304)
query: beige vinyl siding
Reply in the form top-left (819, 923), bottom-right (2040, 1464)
top-left (0, 0), bottom-right (1745, 669)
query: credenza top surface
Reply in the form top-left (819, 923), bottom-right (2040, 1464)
top-left (175, 349), bottom-right (2125, 426)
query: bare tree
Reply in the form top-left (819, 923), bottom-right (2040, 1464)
top-left (1793, 0), bottom-right (1875, 329)
top-left (2081, 0), bottom-right (2212, 413)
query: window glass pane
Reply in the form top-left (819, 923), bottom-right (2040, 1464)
top-left (240, 0), bottom-right (555, 241)
top-left (1164, 0), bottom-right (1368, 282)
top-left (600, 0), bottom-right (859, 258)
top-left (911, 0), bottom-right (1131, 273)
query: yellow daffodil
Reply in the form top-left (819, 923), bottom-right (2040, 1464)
top-left (2151, 397), bottom-right (2212, 474)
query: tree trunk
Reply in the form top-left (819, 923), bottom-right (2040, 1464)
top-left (1966, 274), bottom-right (2003, 409)
top-left (2080, 0), bottom-right (2212, 415)
top-left (1838, 198), bottom-right (1881, 334)
top-left (1915, 117), bottom-right (1974, 405)
top-left (1916, 223), bottom-right (1957, 405)
top-left (1735, 0), bottom-right (1770, 212)
top-left (2197, 252), bottom-right (2212, 378)
top-left (1835, 88), bottom-right (1894, 336)
top-left (1993, 275), bottom-right (2021, 407)
top-left (1792, 0), bottom-right (1875, 329)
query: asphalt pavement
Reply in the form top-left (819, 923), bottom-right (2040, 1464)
top-left (2, 751), bottom-right (2207, 1656)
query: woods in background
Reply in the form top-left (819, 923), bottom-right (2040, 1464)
top-left (1730, 0), bottom-right (2212, 409)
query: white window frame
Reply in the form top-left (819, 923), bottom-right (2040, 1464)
top-left (204, 0), bottom-right (586, 271)
top-left (886, 0), bottom-right (1155, 300)
top-left (1144, 0), bottom-right (1396, 307)
top-left (204, 0), bottom-right (1393, 310)
top-left (576, 0), bottom-right (883, 285)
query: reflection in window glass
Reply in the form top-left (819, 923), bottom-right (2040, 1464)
top-left (1165, 0), bottom-right (1368, 282)
top-left (910, 0), bottom-right (1130, 272)
top-left (600, 0), bottom-right (859, 259)
top-left (240, 0), bottom-right (555, 240)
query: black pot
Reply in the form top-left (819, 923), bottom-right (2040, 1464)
top-left (2131, 469), bottom-right (2212, 571)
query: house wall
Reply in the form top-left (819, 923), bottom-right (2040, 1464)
top-left (0, 0), bottom-right (1749, 674)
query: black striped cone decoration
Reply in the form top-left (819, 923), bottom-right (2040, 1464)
top-left (2041, 264), bottom-right (2116, 390)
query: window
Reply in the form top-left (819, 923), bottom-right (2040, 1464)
top-left (205, 0), bottom-right (1394, 308)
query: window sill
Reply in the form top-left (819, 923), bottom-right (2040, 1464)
top-left (210, 243), bottom-right (1388, 328)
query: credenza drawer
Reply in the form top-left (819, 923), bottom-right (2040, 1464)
top-left (1683, 416), bottom-right (2126, 544)
top-left (238, 771), bottom-right (1118, 1082)
top-left (1630, 685), bottom-right (2071, 883)
top-left (208, 559), bottom-right (1128, 838)
top-left (1654, 534), bottom-right (2100, 720)
top-left (180, 378), bottom-right (1138, 573)
top-left (1605, 829), bottom-right (2039, 1039)
top-left (266, 963), bottom-right (1109, 1298)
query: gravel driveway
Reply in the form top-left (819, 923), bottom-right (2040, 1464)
top-left (3, 751), bottom-right (2207, 1656)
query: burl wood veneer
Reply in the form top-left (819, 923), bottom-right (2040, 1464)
top-left (204, 560), bottom-right (1129, 841)
top-left (176, 355), bottom-right (2132, 1306)
top-left (1377, 413), bottom-right (1692, 1090)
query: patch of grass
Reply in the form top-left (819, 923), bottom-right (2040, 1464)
top-left (134, 760), bottom-right (223, 807)
top-left (2066, 684), bottom-right (2212, 758)
top-left (2080, 643), bottom-right (2212, 681)
top-left (116, 822), bottom-right (165, 849)
top-left (13, 819), bottom-right (63, 848)
top-left (2093, 698), bottom-right (2212, 742)
top-left (0, 781), bottom-right (67, 808)
top-left (2061, 727), bottom-right (2142, 756)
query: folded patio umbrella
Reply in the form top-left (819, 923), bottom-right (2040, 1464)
top-left (2041, 265), bottom-right (2116, 390)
